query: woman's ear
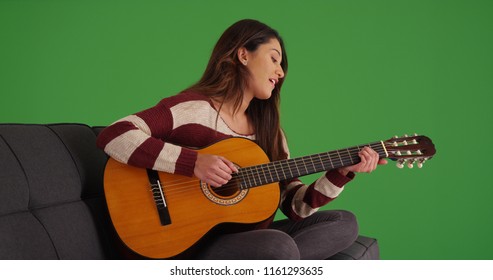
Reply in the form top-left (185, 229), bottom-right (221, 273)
top-left (237, 47), bottom-right (249, 66)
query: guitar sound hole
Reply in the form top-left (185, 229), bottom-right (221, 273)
top-left (209, 180), bottom-right (240, 198)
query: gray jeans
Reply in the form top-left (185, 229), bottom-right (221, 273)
top-left (194, 210), bottom-right (359, 259)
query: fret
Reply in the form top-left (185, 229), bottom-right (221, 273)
top-left (240, 168), bottom-right (250, 189)
top-left (310, 156), bottom-right (317, 173)
top-left (325, 152), bottom-right (334, 169)
top-left (293, 158), bottom-right (301, 178)
top-left (250, 166), bottom-right (257, 186)
top-left (270, 163), bottom-right (280, 182)
top-left (283, 160), bottom-right (294, 179)
top-left (241, 172), bottom-right (250, 189)
top-left (346, 148), bottom-right (354, 165)
top-left (335, 150), bottom-right (344, 167)
top-left (255, 165), bottom-right (264, 185)
top-left (318, 154), bottom-right (326, 170)
top-left (277, 160), bottom-right (287, 180)
top-left (248, 166), bottom-right (258, 187)
top-left (247, 167), bottom-right (255, 188)
top-left (237, 172), bottom-right (246, 189)
top-left (354, 145), bottom-right (362, 163)
top-left (266, 163), bottom-right (275, 183)
top-left (260, 164), bottom-right (269, 185)
top-left (301, 157), bottom-right (309, 175)
top-left (242, 167), bottom-right (250, 187)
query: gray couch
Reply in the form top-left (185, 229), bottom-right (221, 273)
top-left (0, 123), bottom-right (379, 259)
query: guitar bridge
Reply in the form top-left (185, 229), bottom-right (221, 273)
top-left (146, 169), bottom-right (172, 226)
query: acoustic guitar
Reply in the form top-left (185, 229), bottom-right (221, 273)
top-left (103, 134), bottom-right (435, 259)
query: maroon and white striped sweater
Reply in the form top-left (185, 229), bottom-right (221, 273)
top-left (96, 91), bottom-right (354, 222)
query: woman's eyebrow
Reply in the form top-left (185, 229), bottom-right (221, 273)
top-left (271, 48), bottom-right (281, 56)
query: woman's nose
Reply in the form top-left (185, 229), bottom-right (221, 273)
top-left (276, 65), bottom-right (285, 79)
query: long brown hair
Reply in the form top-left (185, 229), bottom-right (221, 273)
top-left (186, 19), bottom-right (288, 161)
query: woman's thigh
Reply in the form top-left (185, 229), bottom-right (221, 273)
top-left (195, 228), bottom-right (300, 260)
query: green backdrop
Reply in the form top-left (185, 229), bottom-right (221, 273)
top-left (1, 0), bottom-right (492, 260)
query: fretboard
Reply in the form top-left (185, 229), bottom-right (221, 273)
top-left (237, 141), bottom-right (387, 189)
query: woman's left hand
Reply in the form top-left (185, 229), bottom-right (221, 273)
top-left (338, 146), bottom-right (388, 176)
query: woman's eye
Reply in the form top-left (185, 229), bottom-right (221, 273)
top-left (271, 57), bottom-right (278, 63)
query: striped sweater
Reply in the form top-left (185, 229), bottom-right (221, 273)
top-left (96, 91), bottom-right (354, 222)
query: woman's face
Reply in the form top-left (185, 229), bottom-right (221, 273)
top-left (241, 38), bottom-right (285, 100)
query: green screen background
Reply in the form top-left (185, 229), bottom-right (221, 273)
top-left (1, 0), bottom-right (492, 259)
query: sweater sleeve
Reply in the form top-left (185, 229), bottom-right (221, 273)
top-left (96, 100), bottom-right (197, 177)
top-left (278, 136), bottom-right (355, 221)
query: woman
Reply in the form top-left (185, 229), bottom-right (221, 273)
top-left (97, 19), bottom-right (386, 259)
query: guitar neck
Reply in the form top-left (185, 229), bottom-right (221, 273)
top-left (238, 141), bottom-right (387, 189)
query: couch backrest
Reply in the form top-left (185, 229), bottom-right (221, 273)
top-left (0, 123), bottom-right (122, 259)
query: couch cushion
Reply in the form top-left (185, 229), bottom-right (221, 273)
top-left (0, 124), bottom-right (119, 259)
top-left (327, 235), bottom-right (380, 260)
top-left (0, 212), bottom-right (58, 259)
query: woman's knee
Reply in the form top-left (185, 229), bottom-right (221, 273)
top-left (253, 230), bottom-right (300, 259)
top-left (197, 229), bottom-right (300, 260)
top-left (339, 210), bottom-right (359, 237)
top-left (293, 210), bottom-right (360, 259)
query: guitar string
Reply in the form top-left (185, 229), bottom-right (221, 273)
top-left (151, 138), bottom-right (421, 191)
top-left (147, 140), bottom-right (425, 197)
top-left (153, 149), bottom-right (395, 199)
top-left (146, 144), bottom-right (389, 197)
top-left (154, 144), bottom-right (388, 195)
top-left (156, 144), bottom-right (387, 193)
top-left (150, 143), bottom-right (385, 189)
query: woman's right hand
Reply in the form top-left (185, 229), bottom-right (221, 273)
top-left (193, 154), bottom-right (238, 187)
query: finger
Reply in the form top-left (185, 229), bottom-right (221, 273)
top-left (371, 149), bottom-right (380, 171)
top-left (206, 173), bottom-right (229, 187)
top-left (215, 162), bottom-right (235, 181)
top-left (362, 147), bottom-right (377, 173)
top-left (359, 148), bottom-right (372, 172)
top-left (213, 166), bottom-right (233, 181)
top-left (378, 159), bottom-right (388, 165)
top-left (220, 157), bottom-right (238, 173)
top-left (369, 148), bottom-right (379, 171)
top-left (207, 179), bottom-right (223, 188)
top-left (206, 158), bottom-right (236, 186)
top-left (213, 157), bottom-right (231, 174)
top-left (358, 148), bottom-right (368, 165)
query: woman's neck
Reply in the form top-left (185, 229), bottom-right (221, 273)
top-left (212, 94), bottom-right (254, 135)
top-left (214, 92), bottom-right (252, 117)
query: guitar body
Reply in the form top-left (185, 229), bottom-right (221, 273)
top-left (104, 137), bottom-right (280, 259)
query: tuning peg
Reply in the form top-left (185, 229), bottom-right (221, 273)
top-left (392, 136), bottom-right (399, 147)
top-left (396, 159), bottom-right (405, 169)
top-left (414, 133), bottom-right (418, 136)
top-left (407, 159), bottom-right (415, 169)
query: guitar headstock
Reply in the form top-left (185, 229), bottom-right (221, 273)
top-left (383, 134), bottom-right (436, 169)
